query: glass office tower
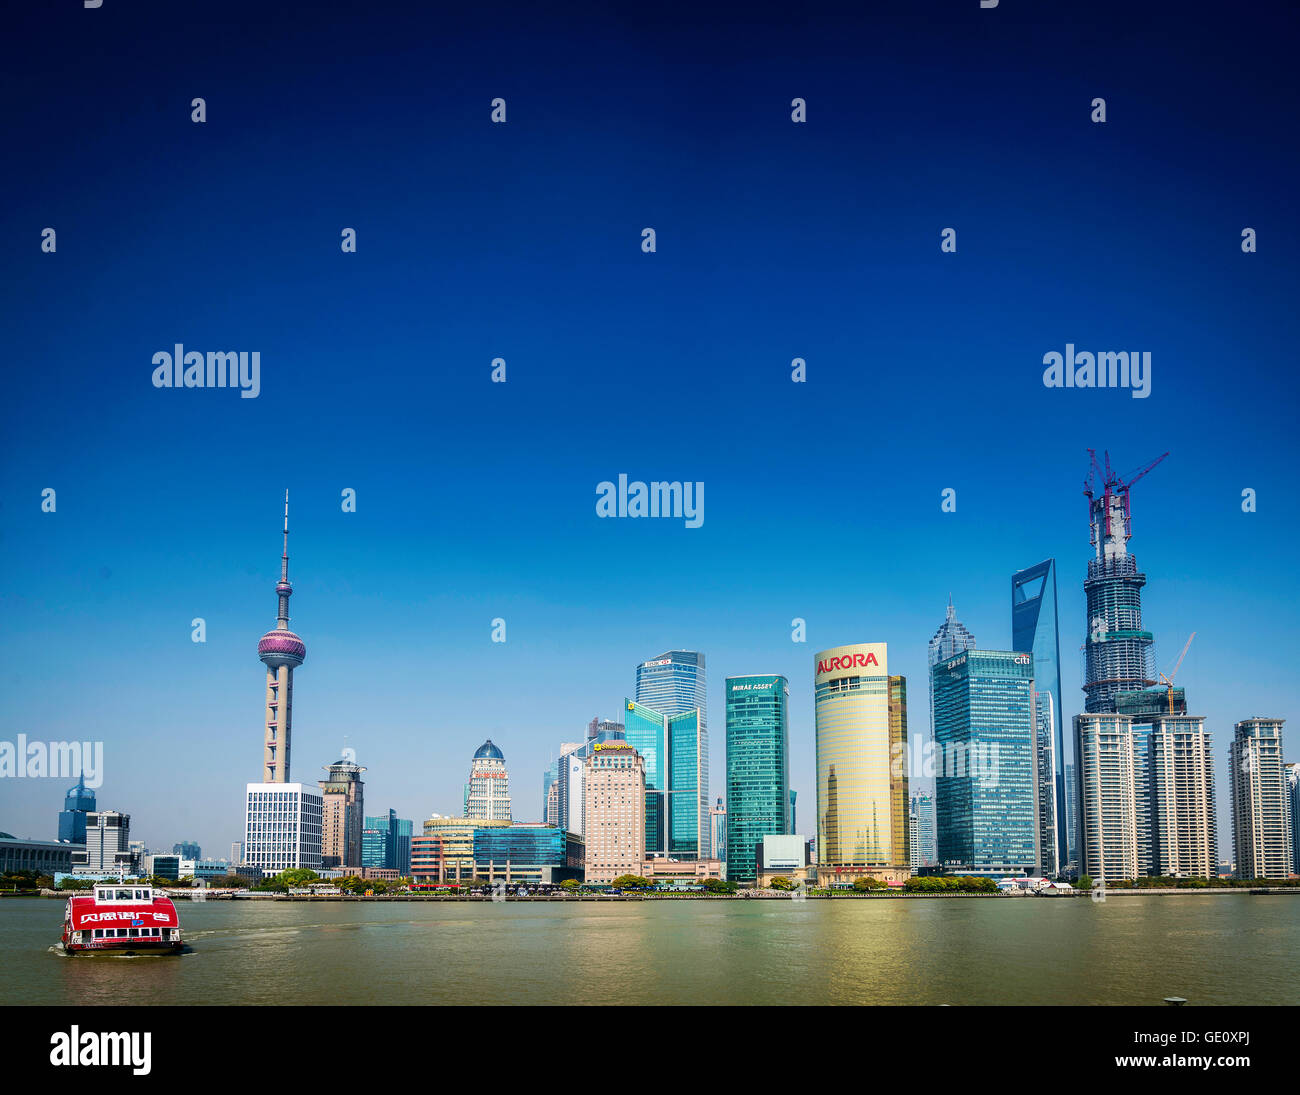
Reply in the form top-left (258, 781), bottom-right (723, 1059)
top-left (932, 649), bottom-right (1038, 875)
top-left (57, 775), bottom-right (96, 845)
top-left (1012, 559), bottom-right (1067, 874)
top-left (624, 699), bottom-right (706, 859)
top-left (724, 675), bottom-right (791, 884)
top-left (635, 651), bottom-right (708, 855)
top-left (624, 700), bottom-right (667, 855)
top-left (813, 643), bottom-right (910, 884)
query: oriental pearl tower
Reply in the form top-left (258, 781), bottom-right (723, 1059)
top-left (257, 492), bottom-right (307, 782)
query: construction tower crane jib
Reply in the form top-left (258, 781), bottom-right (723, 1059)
top-left (1083, 449), bottom-right (1168, 561)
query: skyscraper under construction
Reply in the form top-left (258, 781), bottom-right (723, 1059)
top-left (1081, 450), bottom-right (1169, 714)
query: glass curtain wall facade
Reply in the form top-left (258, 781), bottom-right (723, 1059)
top-left (932, 650), bottom-right (1038, 875)
top-left (624, 699), bottom-right (667, 855)
top-left (1012, 559), bottom-right (1067, 874)
top-left (635, 651), bottom-right (709, 857)
top-left (724, 675), bottom-right (790, 884)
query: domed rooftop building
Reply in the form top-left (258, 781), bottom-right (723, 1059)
top-left (474, 739), bottom-right (505, 761)
top-left (465, 739), bottom-right (511, 822)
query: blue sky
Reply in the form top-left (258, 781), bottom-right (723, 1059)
top-left (2, 1), bottom-right (1298, 858)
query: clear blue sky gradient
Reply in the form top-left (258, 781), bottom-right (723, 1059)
top-left (2, 1), bottom-right (1298, 858)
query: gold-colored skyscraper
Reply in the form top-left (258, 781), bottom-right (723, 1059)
top-left (813, 643), bottom-right (910, 884)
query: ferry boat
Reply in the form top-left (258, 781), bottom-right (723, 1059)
top-left (59, 883), bottom-right (183, 955)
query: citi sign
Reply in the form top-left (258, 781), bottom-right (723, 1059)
top-left (817, 652), bottom-right (879, 675)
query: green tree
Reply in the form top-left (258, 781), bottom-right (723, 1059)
top-left (769, 876), bottom-right (796, 891)
top-left (701, 877), bottom-right (736, 894)
top-left (852, 876), bottom-right (886, 892)
top-left (560, 879), bottom-right (580, 891)
top-left (610, 874), bottom-right (651, 890)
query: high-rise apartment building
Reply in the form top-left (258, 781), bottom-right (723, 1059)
top-left (319, 753), bottom-right (366, 867)
top-left (582, 742), bottom-right (646, 884)
top-left (932, 650), bottom-right (1038, 876)
top-left (1287, 762), bottom-right (1300, 877)
top-left (1075, 713), bottom-right (1139, 881)
top-left (1013, 559), bottom-right (1066, 875)
top-left (813, 644), bottom-right (910, 884)
top-left (1230, 718), bottom-right (1294, 880)
top-left (465, 740), bottom-right (512, 822)
top-left (1148, 716), bottom-right (1217, 879)
top-left (724, 675), bottom-right (790, 884)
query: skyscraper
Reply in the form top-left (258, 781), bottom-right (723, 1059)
top-left (546, 743), bottom-right (585, 835)
top-left (257, 492), bottom-right (307, 783)
top-left (1032, 692), bottom-right (1059, 876)
top-left (582, 742), bottom-right (646, 884)
top-left (1064, 762), bottom-right (1079, 872)
top-left (1148, 716), bottom-right (1217, 879)
top-left (465, 740), bottom-right (512, 822)
top-left (319, 752), bottom-right (366, 868)
top-left (910, 792), bottom-right (936, 869)
top-left (1013, 559), bottom-right (1066, 875)
top-left (623, 699), bottom-right (706, 859)
top-left (172, 841), bottom-right (202, 860)
top-left (362, 810), bottom-right (413, 874)
top-left (71, 811), bottom-right (134, 875)
top-left (1287, 762), bottom-right (1300, 878)
top-left (932, 650), bottom-right (1038, 876)
top-left (928, 597), bottom-right (976, 667)
top-left (1081, 451), bottom-right (1167, 714)
top-left (636, 651), bottom-right (709, 856)
top-left (724, 675), bottom-right (790, 884)
top-left (1075, 713), bottom-right (1139, 882)
top-left (244, 494), bottom-right (322, 874)
top-left (1230, 718), bottom-right (1294, 881)
top-left (711, 797), bottom-right (727, 866)
top-left (813, 643), bottom-right (910, 885)
top-left (57, 775), bottom-right (95, 844)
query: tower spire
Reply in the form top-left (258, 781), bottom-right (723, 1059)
top-left (276, 490), bottom-right (292, 629)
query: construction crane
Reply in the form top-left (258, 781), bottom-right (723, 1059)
top-left (1158, 632), bottom-right (1195, 715)
top-left (1083, 449), bottom-right (1169, 555)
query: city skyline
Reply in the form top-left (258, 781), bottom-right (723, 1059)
top-left (3, 5), bottom-right (1297, 863)
top-left (1, 455), bottom-right (1293, 862)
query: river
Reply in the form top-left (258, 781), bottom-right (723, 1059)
top-left (5, 895), bottom-right (1298, 1005)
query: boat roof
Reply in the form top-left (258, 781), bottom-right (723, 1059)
top-left (68, 891), bottom-right (179, 929)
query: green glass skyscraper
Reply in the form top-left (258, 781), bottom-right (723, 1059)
top-left (724, 675), bottom-right (790, 884)
top-left (624, 698), bottom-right (706, 859)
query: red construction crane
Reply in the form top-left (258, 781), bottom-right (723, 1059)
top-left (1084, 449), bottom-right (1169, 551)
